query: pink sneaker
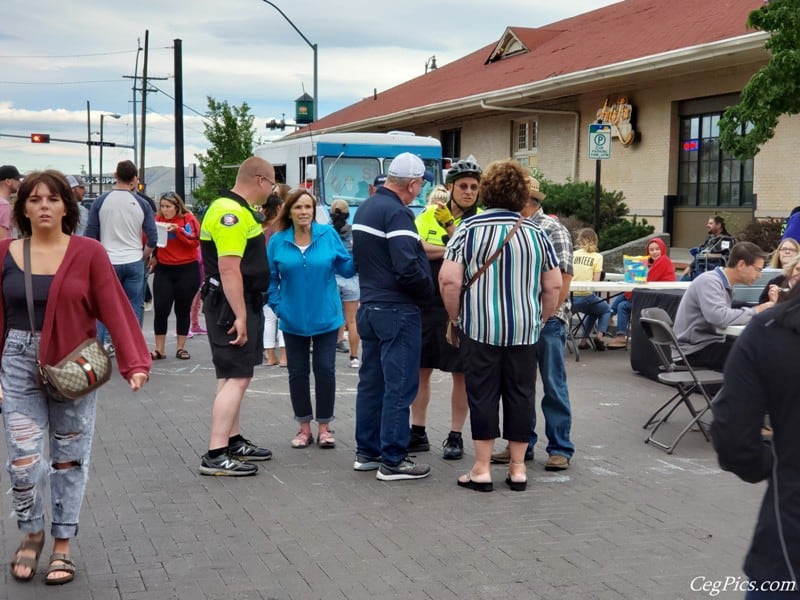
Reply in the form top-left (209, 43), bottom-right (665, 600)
top-left (191, 326), bottom-right (208, 335)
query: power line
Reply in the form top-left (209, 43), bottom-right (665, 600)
top-left (149, 84), bottom-right (208, 120)
top-left (0, 79), bottom-right (122, 85)
top-left (0, 48), bottom-right (171, 59)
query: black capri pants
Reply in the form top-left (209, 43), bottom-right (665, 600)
top-left (153, 261), bottom-right (201, 336)
top-left (463, 338), bottom-right (538, 442)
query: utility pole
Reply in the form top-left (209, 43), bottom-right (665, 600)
top-left (174, 38), bottom-right (185, 200)
top-left (139, 30), bottom-right (149, 187)
top-left (86, 100), bottom-right (93, 196)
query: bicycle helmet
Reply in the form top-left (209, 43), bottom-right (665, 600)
top-left (445, 159), bottom-right (482, 185)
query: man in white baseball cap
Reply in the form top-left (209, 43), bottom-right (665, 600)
top-left (350, 152), bottom-right (434, 481)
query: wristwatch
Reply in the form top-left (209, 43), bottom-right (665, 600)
top-left (443, 219), bottom-right (454, 228)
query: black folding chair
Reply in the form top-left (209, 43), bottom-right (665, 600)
top-left (638, 307), bottom-right (723, 454)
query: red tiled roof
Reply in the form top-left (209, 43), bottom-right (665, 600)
top-left (308, 0), bottom-right (764, 131)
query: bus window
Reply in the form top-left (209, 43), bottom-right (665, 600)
top-left (320, 157), bottom-right (382, 207)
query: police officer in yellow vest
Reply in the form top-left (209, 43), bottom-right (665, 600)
top-left (409, 159), bottom-right (483, 460)
top-left (198, 156), bottom-right (275, 476)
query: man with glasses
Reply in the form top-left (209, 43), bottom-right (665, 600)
top-left (674, 241), bottom-right (775, 371)
top-left (197, 156), bottom-right (274, 476)
top-left (351, 152), bottom-right (434, 481)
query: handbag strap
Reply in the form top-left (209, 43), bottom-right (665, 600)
top-left (462, 214), bottom-right (526, 291)
top-left (22, 238), bottom-right (41, 360)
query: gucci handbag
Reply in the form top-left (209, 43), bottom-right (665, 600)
top-left (23, 239), bottom-right (112, 402)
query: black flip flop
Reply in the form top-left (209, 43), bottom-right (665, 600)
top-left (457, 472), bottom-right (493, 492)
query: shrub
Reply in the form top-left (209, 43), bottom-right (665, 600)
top-left (598, 216), bottom-right (655, 251)
top-left (540, 179), bottom-right (628, 232)
top-left (736, 217), bottom-right (784, 253)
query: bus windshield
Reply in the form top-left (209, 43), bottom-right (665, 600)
top-left (320, 156), bottom-right (439, 210)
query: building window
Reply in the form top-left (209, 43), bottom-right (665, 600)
top-left (516, 120), bottom-right (538, 151)
top-left (441, 128), bottom-right (461, 161)
top-left (678, 113), bottom-right (753, 207)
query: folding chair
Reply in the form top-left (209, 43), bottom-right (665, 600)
top-left (638, 307), bottom-right (723, 454)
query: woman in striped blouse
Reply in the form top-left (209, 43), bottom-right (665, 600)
top-left (440, 159), bottom-right (562, 493)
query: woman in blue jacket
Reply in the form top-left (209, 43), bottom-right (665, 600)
top-left (267, 189), bottom-right (355, 449)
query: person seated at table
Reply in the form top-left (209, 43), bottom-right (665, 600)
top-left (571, 227), bottom-right (613, 350)
top-left (757, 238), bottom-right (799, 304)
top-left (759, 254), bottom-right (800, 305)
top-left (681, 215), bottom-right (735, 280)
top-left (609, 237), bottom-right (676, 347)
top-left (673, 241), bottom-right (774, 371)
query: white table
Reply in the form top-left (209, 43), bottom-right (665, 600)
top-left (569, 280), bottom-right (691, 294)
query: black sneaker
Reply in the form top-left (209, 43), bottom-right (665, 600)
top-left (353, 453), bottom-right (382, 471)
top-left (376, 458), bottom-right (431, 481)
top-left (407, 429), bottom-right (430, 453)
top-left (199, 452), bottom-right (258, 476)
top-left (442, 433), bottom-right (464, 460)
top-left (228, 437), bottom-right (273, 461)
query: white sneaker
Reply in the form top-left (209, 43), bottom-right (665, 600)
top-left (349, 357), bottom-right (360, 369)
top-left (143, 301), bottom-right (153, 312)
top-left (103, 343), bottom-right (115, 358)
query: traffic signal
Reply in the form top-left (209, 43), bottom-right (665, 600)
top-left (31, 133), bottom-right (51, 143)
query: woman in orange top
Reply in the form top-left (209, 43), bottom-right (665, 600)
top-left (148, 192), bottom-right (201, 360)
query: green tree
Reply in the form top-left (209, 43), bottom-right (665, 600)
top-left (193, 97), bottom-right (257, 207)
top-left (719, 0), bottom-right (800, 159)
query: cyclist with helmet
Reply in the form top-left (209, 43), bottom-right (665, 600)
top-left (410, 159), bottom-right (483, 460)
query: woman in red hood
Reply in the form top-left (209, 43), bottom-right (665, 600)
top-left (609, 237), bottom-right (675, 347)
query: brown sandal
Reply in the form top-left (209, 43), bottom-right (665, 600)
top-left (45, 553), bottom-right (75, 585)
top-left (176, 348), bottom-right (190, 360)
top-left (10, 532), bottom-right (45, 582)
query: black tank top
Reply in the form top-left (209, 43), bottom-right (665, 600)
top-left (2, 253), bottom-right (54, 331)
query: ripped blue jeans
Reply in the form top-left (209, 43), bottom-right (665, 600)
top-left (1, 329), bottom-right (97, 539)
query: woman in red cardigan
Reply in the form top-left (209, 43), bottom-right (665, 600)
top-left (0, 171), bottom-right (150, 585)
top-left (609, 237), bottom-right (676, 347)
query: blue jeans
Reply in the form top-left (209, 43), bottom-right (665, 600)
top-left (283, 329), bottom-right (338, 423)
top-left (610, 295), bottom-right (632, 335)
top-left (1, 330), bottom-right (97, 539)
top-left (355, 303), bottom-right (421, 466)
top-left (98, 260), bottom-right (145, 344)
top-left (528, 318), bottom-right (574, 458)
top-left (572, 293), bottom-right (612, 336)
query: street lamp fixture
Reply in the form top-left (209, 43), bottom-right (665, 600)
top-left (260, 0), bottom-right (318, 122)
top-left (425, 55), bottom-right (438, 74)
top-left (99, 113), bottom-right (121, 195)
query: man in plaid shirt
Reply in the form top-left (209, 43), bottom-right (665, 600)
top-left (492, 175), bottom-right (575, 471)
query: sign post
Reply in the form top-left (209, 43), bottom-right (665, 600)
top-left (588, 122), bottom-right (612, 232)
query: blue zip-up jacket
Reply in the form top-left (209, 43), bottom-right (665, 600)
top-left (267, 222), bottom-right (355, 336)
top-left (352, 186), bottom-right (433, 305)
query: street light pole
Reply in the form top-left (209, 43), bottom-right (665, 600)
top-left (260, 0), bottom-right (318, 122)
top-left (99, 113), bottom-right (121, 196)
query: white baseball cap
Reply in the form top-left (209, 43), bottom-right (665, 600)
top-left (388, 153), bottom-right (434, 182)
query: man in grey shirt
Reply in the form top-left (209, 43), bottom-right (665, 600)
top-left (86, 160), bottom-right (157, 350)
top-left (673, 241), bottom-right (773, 371)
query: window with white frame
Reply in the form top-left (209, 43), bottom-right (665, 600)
top-left (515, 120), bottom-right (538, 155)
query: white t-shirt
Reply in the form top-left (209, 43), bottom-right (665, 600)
top-left (97, 190), bottom-right (147, 264)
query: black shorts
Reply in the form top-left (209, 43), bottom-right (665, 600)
top-left (419, 305), bottom-right (464, 372)
top-left (203, 293), bottom-right (264, 379)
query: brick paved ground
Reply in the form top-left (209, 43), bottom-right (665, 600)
top-left (0, 314), bottom-right (763, 600)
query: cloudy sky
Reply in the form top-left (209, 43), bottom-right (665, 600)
top-left (1, 0), bottom-right (620, 178)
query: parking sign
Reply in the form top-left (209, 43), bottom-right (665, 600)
top-left (589, 123), bottom-right (612, 159)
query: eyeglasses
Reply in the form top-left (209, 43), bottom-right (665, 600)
top-left (779, 247), bottom-right (798, 254)
top-left (257, 174), bottom-right (277, 193)
top-left (751, 264), bottom-right (764, 273)
top-left (456, 182), bottom-right (479, 192)
top-left (160, 192), bottom-right (178, 201)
